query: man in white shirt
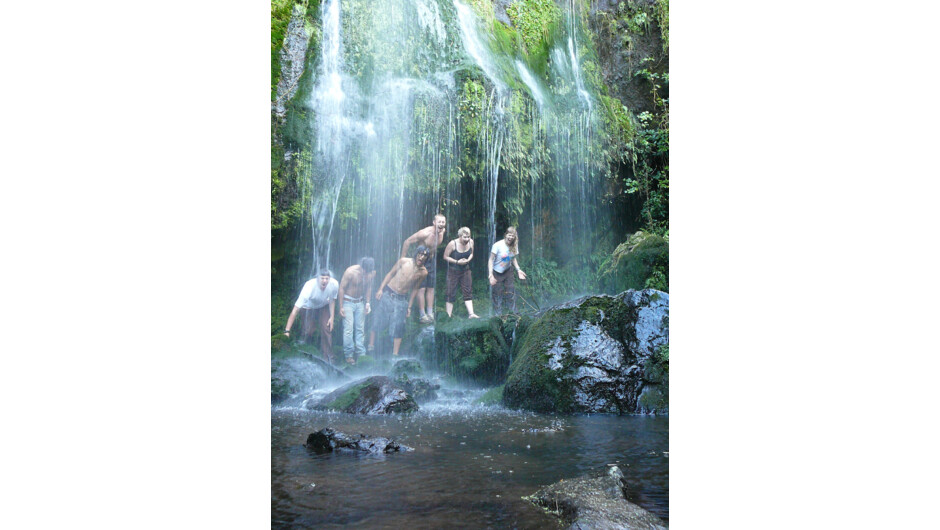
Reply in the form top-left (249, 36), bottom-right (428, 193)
top-left (284, 269), bottom-right (339, 362)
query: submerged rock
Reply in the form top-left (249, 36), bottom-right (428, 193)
top-left (304, 427), bottom-right (413, 454)
top-left (503, 289), bottom-right (668, 414)
top-left (308, 376), bottom-right (418, 414)
top-left (526, 465), bottom-right (666, 529)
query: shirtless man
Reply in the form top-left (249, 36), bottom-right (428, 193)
top-left (401, 214), bottom-right (446, 323)
top-left (337, 257), bottom-right (376, 365)
top-left (368, 246), bottom-right (431, 357)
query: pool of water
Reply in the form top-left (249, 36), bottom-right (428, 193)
top-left (272, 388), bottom-right (668, 528)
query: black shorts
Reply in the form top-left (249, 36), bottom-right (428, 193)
top-left (421, 255), bottom-right (437, 288)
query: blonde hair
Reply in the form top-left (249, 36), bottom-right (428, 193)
top-left (457, 226), bottom-right (471, 238)
top-left (504, 226), bottom-right (519, 254)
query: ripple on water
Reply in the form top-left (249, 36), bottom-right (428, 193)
top-left (272, 387), bottom-right (668, 527)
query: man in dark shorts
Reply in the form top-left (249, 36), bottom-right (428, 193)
top-left (368, 246), bottom-right (430, 357)
top-left (401, 214), bottom-right (446, 323)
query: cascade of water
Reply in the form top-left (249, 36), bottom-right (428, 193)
top-left (452, 0), bottom-right (509, 248)
top-left (301, 0), bottom-right (606, 287)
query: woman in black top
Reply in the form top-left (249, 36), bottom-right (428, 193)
top-left (443, 226), bottom-right (479, 318)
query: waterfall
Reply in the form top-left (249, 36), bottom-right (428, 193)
top-left (299, 0), bottom-right (605, 284)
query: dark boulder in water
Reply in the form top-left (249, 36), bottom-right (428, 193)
top-left (394, 373), bottom-right (440, 403)
top-left (304, 427), bottom-right (413, 454)
top-left (503, 289), bottom-right (669, 414)
top-left (308, 375), bottom-right (419, 414)
top-left (526, 465), bottom-right (667, 529)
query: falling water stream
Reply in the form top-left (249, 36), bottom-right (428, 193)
top-left (276, 0), bottom-right (664, 525)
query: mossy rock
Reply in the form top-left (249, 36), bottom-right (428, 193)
top-left (308, 376), bottom-right (418, 414)
top-left (428, 315), bottom-right (517, 385)
top-left (503, 289), bottom-right (669, 414)
top-left (391, 359), bottom-right (424, 378)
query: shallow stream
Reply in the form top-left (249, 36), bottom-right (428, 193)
top-left (272, 383), bottom-right (668, 528)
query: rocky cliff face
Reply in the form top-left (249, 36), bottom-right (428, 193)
top-left (589, 0), bottom-right (669, 117)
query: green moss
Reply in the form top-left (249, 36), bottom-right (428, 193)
top-left (506, 0), bottom-right (562, 56)
top-left (322, 381), bottom-right (371, 410)
top-left (502, 294), bottom-right (636, 413)
top-left (271, 0), bottom-right (295, 98)
top-left (431, 316), bottom-right (511, 385)
top-left (597, 231), bottom-right (668, 294)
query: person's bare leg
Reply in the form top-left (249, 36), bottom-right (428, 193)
top-left (392, 338), bottom-right (402, 356)
top-left (465, 300), bottom-right (478, 318)
top-left (426, 288), bottom-right (435, 319)
top-left (417, 288), bottom-right (427, 317)
top-left (445, 301), bottom-right (453, 317)
top-left (368, 331), bottom-right (375, 350)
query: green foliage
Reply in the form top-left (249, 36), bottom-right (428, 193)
top-left (655, 0), bottom-right (669, 52)
top-left (479, 385), bottom-right (504, 405)
top-left (459, 78), bottom-right (486, 143)
top-left (597, 231), bottom-right (668, 293)
top-left (524, 257), bottom-right (582, 300)
top-left (505, 0), bottom-right (562, 55)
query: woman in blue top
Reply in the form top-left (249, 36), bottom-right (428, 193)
top-left (488, 226), bottom-right (527, 315)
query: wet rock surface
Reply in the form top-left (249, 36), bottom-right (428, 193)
top-left (271, 357), bottom-right (327, 404)
top-left (527, 465), bottom-right (667, 529)
top-left (273, 4), bottom-right (313, 117)
top-left (425, 315), bottom-right (517, 385)
top-left (308, 376), bottom-right (419, 414)
top-left (304, 427), bottom-right (414, 454)
top-left (503, 289), bottom-right (668, 414)
top-left (394, 373), bottom-right (440, 404)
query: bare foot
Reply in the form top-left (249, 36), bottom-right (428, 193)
top-left (469, 313), bottom-right (480, 319)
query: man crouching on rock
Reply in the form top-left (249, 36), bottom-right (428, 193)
top-left (283, 269), bottom-right (338, 363)
top-left (368, 246), bottom-right (430, 357)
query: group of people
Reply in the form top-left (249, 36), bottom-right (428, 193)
top-left (283, 214), bottom-right (527, 363)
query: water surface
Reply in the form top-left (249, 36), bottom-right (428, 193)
top-left (272, 389), bottom-right (668, 528)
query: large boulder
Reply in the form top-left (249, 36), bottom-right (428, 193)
top-left (304, 427), bottom-right (413, 454)
top-left (307, 376), bottom-right (419, 414)
top-left (424, 315), bottom-right (522, 385)
top-left (503, 289), bottom-right (668, 414)
top-left (526, 465), bottom-right (667, 529)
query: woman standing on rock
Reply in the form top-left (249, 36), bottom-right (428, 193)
top-left (443, 226), bottom-right (479, 318)
top-left (488, 226), bottom-right (526, 315)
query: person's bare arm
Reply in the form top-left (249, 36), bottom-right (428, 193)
top-left (443, 240), bottom-right (455, 265)
top-left (401, 229), bottom-right (426, 258)
top-left (365, 273), bottom-right (374, 314)
top-left (338, 271), bottom-right (350, 317)
top-left (465, 240), bottom-right (474, 264)
top-left (513, 257), bottom-right (526, 280)
top-left (488, 252), bottom-right (497, 286)
top-left (407, 271), bottom-right (428, 317)
top-left (376, 260), bottom-right (403, 300)
top-left (284, 306), bottom-right (300, 336)
top-left (327, 299), bottom-right (335, 332)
